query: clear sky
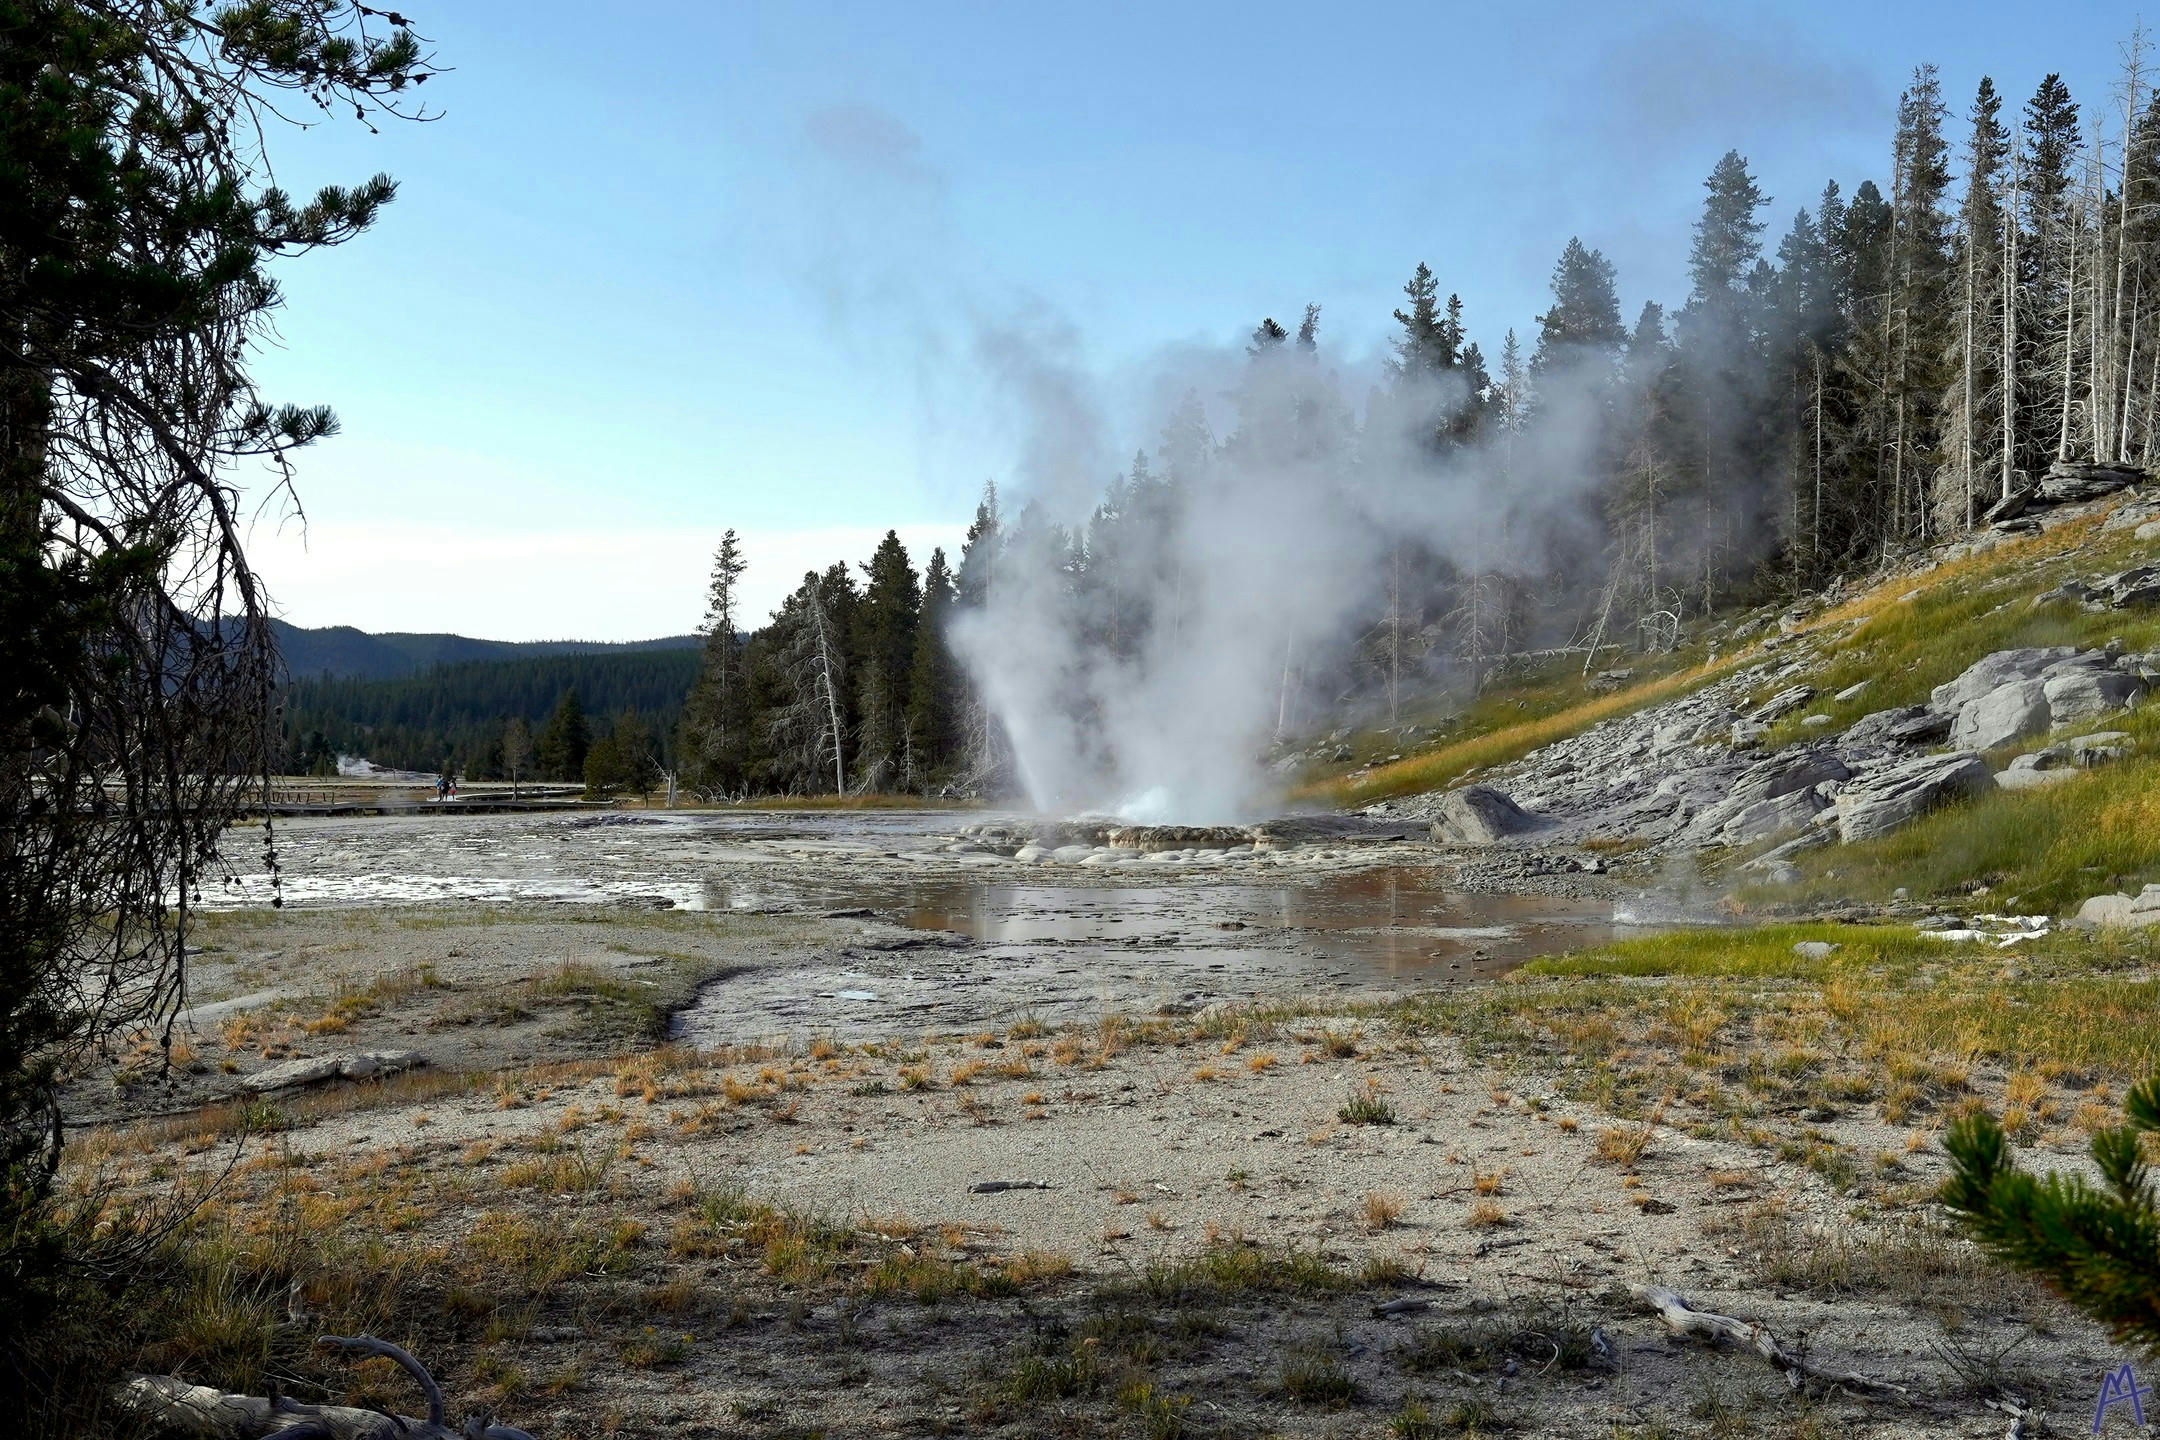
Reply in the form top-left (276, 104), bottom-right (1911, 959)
top-left (242, 0), bottom-right (2145, 639)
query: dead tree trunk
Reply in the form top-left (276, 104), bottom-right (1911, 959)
top-left (112, 1336), bottom-right (535, 1440)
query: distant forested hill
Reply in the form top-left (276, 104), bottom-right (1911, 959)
top-left (281, 644), bottom-right (701, 779)
top-left (270, 619), bottom-right (698, 681)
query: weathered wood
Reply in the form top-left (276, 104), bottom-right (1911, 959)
top-left (1369, 1297), bottom-right (1433, 1318)
top-left (1631, 1283), bottom-right (1911, 1400)
top-left (111, 1335), bottom-right (535, 1440)
top-left (1984, 1395), bottom-right (2041, 1439)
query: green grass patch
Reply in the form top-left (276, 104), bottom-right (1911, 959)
top-left (1519, 923), bottom-right (1940, 981)
top-left (1779, 731), bottom-right (2160, 913)
top-left (1112, 1241), bottom-right (1349, 1307)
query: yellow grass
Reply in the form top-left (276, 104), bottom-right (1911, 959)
top-left (1305, 657), bottom-right (1737, 808)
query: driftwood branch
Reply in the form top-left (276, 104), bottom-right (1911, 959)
top-left (110, 1335), bottom-right (537, 1440)
top-left (1984, 1395), bottom-right (2042, 1439)
top-left (1631, 1283), bottom-right (1911, 1400)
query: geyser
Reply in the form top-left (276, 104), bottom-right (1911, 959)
top-left (949, 313), bottom-right (1612, 823)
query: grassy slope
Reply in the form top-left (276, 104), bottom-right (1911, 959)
top-left (1299, 647), bottom-right (1729, 808)
top-left (1298, 504), bottom-right (2159, 912)
top-left (1755, 514), bottom-right (2160, 911)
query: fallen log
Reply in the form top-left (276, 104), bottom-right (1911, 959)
top-left (1370, 1297), bottom-right (1434, 1318)
top-left (111, 1335), bottom-right (535, 1440)
top-left (1631, 1283), bottom-right (1910, 1400)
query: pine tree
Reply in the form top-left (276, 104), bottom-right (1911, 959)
top-left (855, 530), bottom-right (920, 791)
top-left (1391, 262), bottom-right (1450, 383)
top-left (1598, 302), bottom-right (1679, 652)
top-left (2022, 74), bottom-right (2085, 470)
top-left (766, 570), bottom-right (853, 793)
top-left (1531, 238), bottom-right (1628, 381)
top-left (2122, 90), bottom-right (2160, 465)
top-left (536, 689), bottom-right (590, 780)
top-left (906, 547), bottom-right (959, 784)
top-left (1769, 206), bottom-right (1827, 579)
top-left (1941, 78), bottom-right (2012, 530)
top-left (1296, 302), bottom-right (1322, 352)
top-left (679, 529), bottom-right (751, 797)
top-left (1672, 150), bottom-right (1772, 606)
top-left (1247, 316), bottom-right (1289, 355)
top-left (1942, 1074), bottom-right (2160, 1349)
top-left (1832, 178), bottom-right (1896, 562)
top-left (1885, 65), bottom-right (1955, 543)
top-left (955, 482), bottom-right (1002, 608)
top-left (0, 5), bottom-right (435, 1338)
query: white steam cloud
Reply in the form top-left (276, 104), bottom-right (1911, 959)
top-left (776, 101), bottom-right (1625, 824)
top-left (950, 326), bottom-right (1615, 824)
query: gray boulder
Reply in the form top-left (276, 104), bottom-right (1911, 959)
top-left (1717, 788), bottom-right (1832, 844)
top-left (1982, 488), bottom-right (2034, 524)
top-left (2069, 731), bottom-right (2134, 765)
top-left (1430, 785), bottom-right (1548, 845)
top-left (2042, 667), bottom-right (2146, 725)
top-left (1996, 749), bottom-right (2080, 790)
top-left (1845, 705), bottom-right (1947, 748)
top-left (241, 1049), bottom-right (424, 1093)
top-left (1749, 685), bottom-right (1816, 722)
top-left (2073, 885), bottom-right (2160, 930)
top-left (1931, 648), bottom-right (2078, 714)
top-left (1836, 751), bottom-right (1993, 843)
top-left (2031, 580), bottom-right (2094, 607)
top-left (1949, 678), bottom-right (2053, 751)
top-left (2037, 462), bottom-right (2143, 501)
top-left (2094, 566), bottom-right (2160, 608)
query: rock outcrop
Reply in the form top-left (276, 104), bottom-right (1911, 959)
top-left (1948, 678), bottom-right (2053, 751)
top-left (1429, 785), bottom-right (1548, 845)
top-left (1370, 503), bottom-right (2152, 861)
top-left (2073, 885), bottom-right (2160, 930)
top-left (1835, 751), bottom-right (1993, 843)
top-left (1934, 648), bottom-right (2149, 750)
top-left (2035, 460), bottom-right (2146, 502)
top-left (1679, 748), bottom-right (1847, 847)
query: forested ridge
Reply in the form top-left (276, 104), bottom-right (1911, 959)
top-left (674, 46), bottom-right (2160, 801)
top-left (269, 618), bottom-right (698, 682)
top-left (282, 648), bottom-right (697, 782)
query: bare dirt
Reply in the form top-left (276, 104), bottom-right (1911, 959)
top-left (72, 811), bottom-right (2137, 1438)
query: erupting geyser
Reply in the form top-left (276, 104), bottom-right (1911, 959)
top-left (950, 308), bottom-right (1612, 821)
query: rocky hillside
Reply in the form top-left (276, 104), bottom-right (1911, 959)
top-left (1363, 483), bottom-right (2160, 922)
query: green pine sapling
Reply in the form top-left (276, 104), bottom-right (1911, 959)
top-left (1940, 1075), bottom-right (2160, 1349)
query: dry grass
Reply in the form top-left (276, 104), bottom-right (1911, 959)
top-left (1361, 1191), bottom-right (1406, 1231)
top-left (1308, 655), bottom-right (1735, 808)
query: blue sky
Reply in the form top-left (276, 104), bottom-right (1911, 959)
top-left (244, 0), bottom-right (2145, 638)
